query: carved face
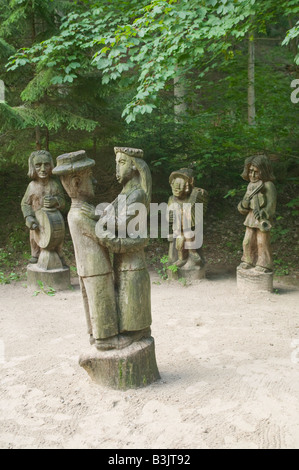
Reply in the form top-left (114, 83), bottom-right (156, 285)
top-left (75, 169), bottom-right (96, 199)
top-left (248, 165), bottom-right (261, 183)
top-left (33, 154), bottom-right (52, 180)
top-left (61, 169), bottom-right (96, 200)
top-left (171, 177), bottom-right (187, 199)
top-left (80, 170), bottom-right (97, 198)
top-left (115, 152), bottom-right (135, 185)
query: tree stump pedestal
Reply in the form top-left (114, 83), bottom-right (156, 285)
top-left (167, 259), bottom-right (206, 281)
top-left (27, 263), bottom-right (71, 291)
top-left (79, 337), bottom-right (160, 390)
top-left (237, 266), bottom-right (273, 293)
top-left (26, 207), bottom-right (71, 291)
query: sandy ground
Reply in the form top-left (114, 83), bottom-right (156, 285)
top-left (0, 269), bottom-right (299, 450)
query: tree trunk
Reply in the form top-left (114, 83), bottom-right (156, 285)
top-left (31, 0), bottom-right (36, 42)
top-left (35, 126), bottom-right (41, 150)
top-left (288, 16), bottom-right (298, 55)
top-left (174, 67), bottom-right (187, 123)
top-left (45, 127), bottom-right (49, 151)
top-left (248, 33), bottom-right (256, 126)
top-left (79, 337), bottom-right (160, 390)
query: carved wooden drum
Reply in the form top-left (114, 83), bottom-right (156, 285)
top-left (34, 208), bottom-right (65, 251)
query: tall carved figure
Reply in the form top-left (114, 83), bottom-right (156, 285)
top-left (95, 147), bottom-right (152, 342)
top-left (167, 168), bottom-right (208, 280)
top-left (52, 150), bottom-right (122, 350)
top-left (237, 154), bottom-right (277, 292)
top-left (53, 148), bottom-right (159, 389)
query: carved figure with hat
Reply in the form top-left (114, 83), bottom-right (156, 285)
top-left (53, 150), bottom-right (134, 350)
top-left (168, 167), bottom-right (208, 270)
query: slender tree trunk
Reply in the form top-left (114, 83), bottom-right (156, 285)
top-left (31, 1), bottom-right (36, 42)
top-left (248, 33), bottom-right (256, 126)
top-left (35, 126), bottom-right (41, 150)
top-left (174, 66), bottom-right (187, 123)
top-left (45, 127), bottom-right (49, 151)
top-left (288, 16), bottom-right (298, 54)
top-left (31, 2), bottom-right (41, 149)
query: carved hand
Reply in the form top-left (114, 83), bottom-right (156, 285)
top-left (81, 202), bottom-right (98, 220)
top-left (25, 215), bottom-right (39, 230)
top-left (43, 195), bottom-right (57, 208)
top-left (253, 208), bottom-right (261, 220)
top-left (242, 197), bottom-right (250, 209)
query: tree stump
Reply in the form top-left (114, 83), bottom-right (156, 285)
top-left (27, 264), bottom-right (71, 291)
top-left (237, 266), bottom-right (273, 293)
top-left (27, 207), bottom-right (71, 291)
top-left (167, 261), bottom-right (206, 281)
top-left (179, 262), bottom-right (206, 280)
top-left (79, 337), bottom-right (160, 390)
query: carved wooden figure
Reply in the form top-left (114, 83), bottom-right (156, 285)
top-left (167, 168), bottom-right (208, 280)
top-left (237, 154), bottom-right (277, 292)
top-left (21, 150), bottom-right (66, 265)
top-left (21, 150), bottom-right (70, 290)
top-left (53, 148), bottom-right (159, 389)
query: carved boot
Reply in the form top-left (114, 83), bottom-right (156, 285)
top-left (174, 251), bottom-right (187, 268)
top-left (95, 335), bottom-right (123, 351)
top-left (255, 265), bottom-right (272, 273)
top-left (238, 262), bottom-right (253, 270)
top-left (188, 250), bottom-right (202, 265)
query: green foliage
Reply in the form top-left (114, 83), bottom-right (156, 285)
top-left (271, 216), bottom-right (291, 243)
top-left (274, 259), bottom-right (290, 276)
top-left (0, 0), bottom-right (111, 160)
top-left (7, 0), bottom-right (298, 124)
top-left (286, 197), bottom-right (299, 216)
top-left (168, 263), bottom-right (178, 274)
top-left (155, 254), bottom-right (179, 280)
top-left (33, 280), bottom-right (56, 297)
top-left (156, 254), bottom-right (169, 280)
top-left (0, 271), bottom-right (19, 284)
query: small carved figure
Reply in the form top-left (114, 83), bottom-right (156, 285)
top-left (168, 168), bottom-right (208, 270)
top-left (238, 154), bottom-right (276, 273)
top-left (21, 150), bottom-right (66, 264)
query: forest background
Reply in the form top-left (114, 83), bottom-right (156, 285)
top-left (0, 0), bottom-right (298, 286)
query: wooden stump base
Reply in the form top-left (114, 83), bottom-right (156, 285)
top-left (167, 264), bottom-right (206, 281)
top-left (179, 264), bottom-right (206, 281)
top-left (27, 264), bottom-right (71, 291)
top-left (237, 266), bottom-right (273, 293)
top-left (79, 336), bottom-right (160, 390)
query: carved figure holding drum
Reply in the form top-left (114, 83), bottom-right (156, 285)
top-left (21, 150), bottom-right (66, 267)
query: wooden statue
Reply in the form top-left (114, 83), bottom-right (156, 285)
top-left (237, 154), bottom-right (277, 292)
top-left (53, 148), bottom-right (159, 389)
top-left (21, 150), bottom-right (66, 265)
top-left (21, 150), bottom-right (70, 290)
top-left (238, 154), bottom-right (276, 273)
top-left (167, 167), bottom-right (208, 279)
